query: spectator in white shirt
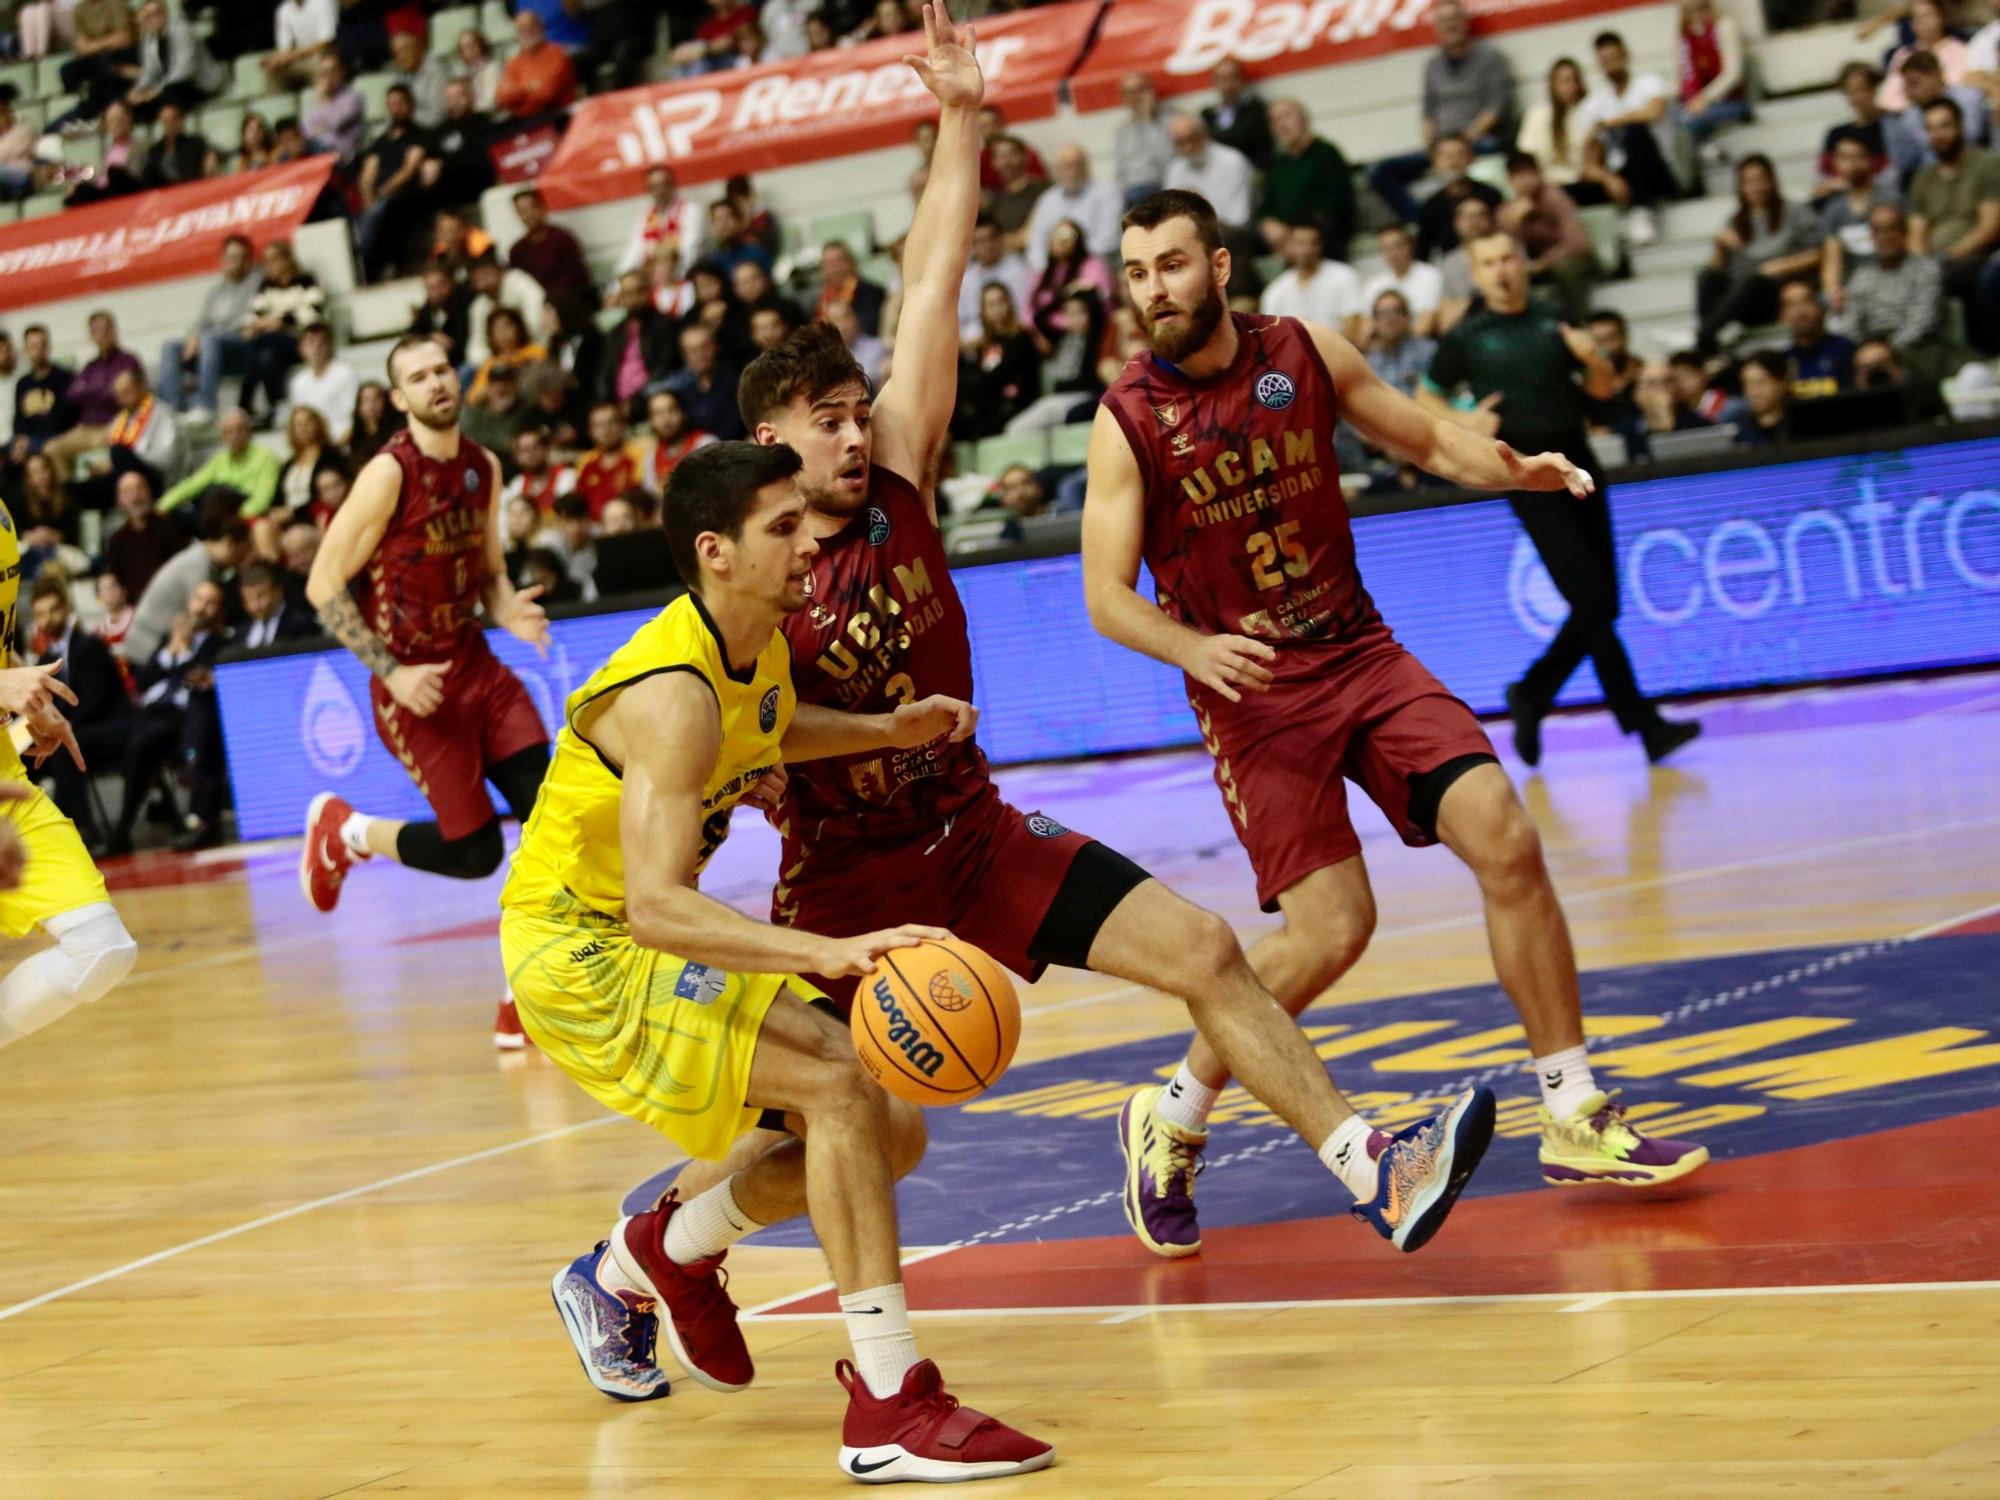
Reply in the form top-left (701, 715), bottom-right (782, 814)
top-left (465, 253), bottom-right (548, 367)
top-left (503, 425), bottom-right (577, 511)
top-left (957, 215), bottom-right (1036, 342)
top-left (283, 325), bottom-right (360, 445)
top-left (1578, 29), bottom-right (1680, 240)
top-left (613, 165), bottom-right (708, 284)
top-left (1974, 0), bottom-right (2000, 83)
top-left (1163, 113), bottom-right (1254, 228)
top-left (762, 0), bottom-right (816, 60)
top-left (1360, 223), bottom-right (1445, 338)
top-left (388, 30), bottom-right (453, 130)
top-left (265, 0), bottom-right (337, 91)
top-left (1259, 222), bottom-right (1363, 331)
top-left (1024, 144), bottom-right (1123, 267)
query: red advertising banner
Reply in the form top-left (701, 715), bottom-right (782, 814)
top-left (538, 0), bottom-right (1100, 211)
top-left (0, 157), bottom-right (337, 309)
top-left (1068, 0), bottom-right (1652, 113)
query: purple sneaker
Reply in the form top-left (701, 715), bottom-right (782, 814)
top-left (1539, 1090), bottom-right (1710, 1187)
top-left (550, 1241), bottom-right (672, 1402)
top-left (1116, 1084), bottom-right (1207, 1259)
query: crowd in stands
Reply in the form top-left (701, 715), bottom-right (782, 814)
top-left (9, 0), bottom-right (2000, 848)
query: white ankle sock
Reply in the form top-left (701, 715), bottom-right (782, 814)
top-left (599, 1220), bottom-right (657, 1297)
top-left (340, 812), bottom-right (376, 858)
top-left (1154, 1060), bottom-right (1219, 1133)
top-left (840, 1283), bottom-right (919, 1399)
top-left (663, 1176), bottom-right (762, 1265)
top-left (1535, 1045), bottom-right (1599, 1119)
top-left (1318, 1115), bottom-right (1383, 1200)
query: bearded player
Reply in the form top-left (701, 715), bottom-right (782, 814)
top-left (1082, 189), bottom-right (1708, 1260)
top-left (300, 334), bottom-right (553, 1048)
top-left (0, 497), bottom-right (139, 1053)
top-left (634, 4), bottom-right (1493, 1311)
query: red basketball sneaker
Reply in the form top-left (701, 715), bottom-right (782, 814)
top-left (299, 793), bottom-right (365, 913)
top-left (493, 998), bottom-right (531, 1051)
top-left (617, 1201), bottom-right (754, 1393)
top-left (835, 1358), bottom-right (1054, 1483)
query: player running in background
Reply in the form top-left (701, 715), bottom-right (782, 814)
top-left (660, 4), bottom-right (1491, 1268)
top-left (300, 334), bottom-right (552, 1048)
top-left (0, 497), bottom-right (139, 1052)
top-left (1084, 190), bottom-right (1707, 1260)
top-left (516, 441), bottom-right (1054, 1483)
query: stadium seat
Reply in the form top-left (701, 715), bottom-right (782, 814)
top-left (0, 62), bottom-right (35, 102)
top-left (340, 278), bottom-right (423, 342)
top-left (247, 93), bottom-right (300, 127)
top-left (945, 515), bottom-right (1011, 554)
top-left (1465, 153), bottom-right (1510, 193)
top-left (61, 134), bottom-right (101, 170)
top-left (355, 71), bottom-right (398, 122)
top-left (34, 55), bottom-right (68, 100)
top-left (433, 6), bottom-right (481, 52)
top-left (808, 209), bottom-right (875, 255)
top-left (481, 0), bottom-right (514, 44)
top-left (231, 53), bottom-right (268, 103)
top-left (22, 192), bottom-right (63, 219)
top-left (42, 92), bottom-right (78, 123)
top-left (1580, 205), bottom-right (1623, 277)
top-left (203, 103), bottom-right (246, 153)
top-left (860, 252), bottom-right (898, 287)
top-left (973, 431), bottom-right (1048, 473)
top-left (1048, 422), bottom-right (1091, 467)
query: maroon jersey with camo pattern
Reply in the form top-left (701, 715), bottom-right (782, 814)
top-left (1100, 312), bottom-right (1383, 683)
top-left (355, 428), bottom-right (497, 665)
top-left (779, 465), bottom-right (990, 854)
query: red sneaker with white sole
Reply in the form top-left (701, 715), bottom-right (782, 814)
top-left (835, 1358), bottom-right (1054, 1483)
top-left (299, 793), bottom-right (365, 913)
top-left (494, 998), bottom-right (531, 1051)
top-left (617, 1200), bottom-right (753, 1392)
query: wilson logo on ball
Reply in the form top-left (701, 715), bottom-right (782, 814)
top-left (871, 978), bottom-right (946, 1077)
top-left (928, 970), bottom-right (976, 1013)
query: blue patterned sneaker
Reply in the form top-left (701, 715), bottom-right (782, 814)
top-left (550, 1241), bottom-right (672, 1402)
top-left (1116, 1084), bottom-right (1207, 1258)
top-left (1351, 1088), bottom-right (1497, 1253)
top-left (1540, 1090), bottom-right (1709, 1187)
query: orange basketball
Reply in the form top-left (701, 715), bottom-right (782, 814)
top-left (853, 938), bottom-right (1021, 1106)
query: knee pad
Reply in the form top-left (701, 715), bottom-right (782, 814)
top-left (441, 821), bottom-right (506, 879)
top-left (47, 905), bottom-right (139, 1006)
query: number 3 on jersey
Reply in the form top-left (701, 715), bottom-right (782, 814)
top-left (1246, 519), bottom-right (1310, 591)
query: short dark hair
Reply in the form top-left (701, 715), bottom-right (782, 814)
top-left (1120, 189), bottom-right (1223, 255)
top-left (552, 492), bottom-right (590, 522)
top-left (618, 485), bottom-right (663, 523)
top-left (663, 440), bottom-right (804, 584)
top-left (1902, 48), bottom-right (1941, 77)
top-left (1923, 95), bottom-right (1964, 125)
top-left (1745, 350), bottom-right (1790, 383)
top-left (23, 323), bottom-right (46, 340)
top-left (973, 212), bottom-right (1000, 233)
top-left (197, 504), bottom-right (251, 544)
top-left (239, 561), bottom-right (280, 592)
top-left (738, 321), bottom-right (869, 429)
top-left (386, 83), bottom-right (413, 103)
top-left (1587, 308), bottom-right (1627, 332)
top-left (223, 233), bottom-right (252, 255)
top-left (29, 574), bottom-right (68, 608)
top-left (1839, 61), bottom-right (1882, 88)
top-left (1667, 350), bottom-right (1707, 374)
top-left (1432, 131), bottom-right (1468, 153)
top-left (512, 188), bottom-right (545, 209)
top-left (1592, 29), bottom-right (1626, 49)
top-left (1504, 149), bottom-right (1541, 175)
top-left (1779, 278), bottom-right (1821, 305)
top-left (386, 332), bottom-right (449, 384)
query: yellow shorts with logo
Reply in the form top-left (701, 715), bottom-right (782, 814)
top-left (0, 779), bottom-right (111, 939)
top-left (500, 890), bottom-right (824, 1161)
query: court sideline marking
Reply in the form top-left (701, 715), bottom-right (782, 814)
top-left (3, 821), bottom-right (1996, 1327)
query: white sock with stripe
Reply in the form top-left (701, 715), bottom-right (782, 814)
top-left (340, 812), bottom-right (376, 858)
top-left (841, 1283), bottom-right (920, 1399)
top-left (1154, 1059), bottom-right (1219, 1133)
top-left (663, 1176), bottom-right (762, 1264)
top-left (1535, 1045), bottom-right (1599, 1120)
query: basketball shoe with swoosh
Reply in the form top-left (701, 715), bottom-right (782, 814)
top-left (1116, 1084), bottom-right (1207, 1258)
top-left (835, 1358), bottom-right (1054, 1483)
top-left (617, 1198), bottom-right (754, 1392)
top-left (1350, 1087), bottom-right (1497, 1252)
top-left (1539, 1089), bottom-right (1709, 1186)
top-left (299, 793), bottom-right (365, 913)
top-left (550, 1242), bottom-right (671, 1402)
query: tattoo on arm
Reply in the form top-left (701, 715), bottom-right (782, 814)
top-left (317, 589), bottom-right (399, 681)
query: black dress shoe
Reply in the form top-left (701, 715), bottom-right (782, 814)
top-left (170, 822), bottom-right (222, 853)
top-left (1505, 682), bottom-right (1544, 768)
top-left (1642, 718), bottom-right (1702, 764)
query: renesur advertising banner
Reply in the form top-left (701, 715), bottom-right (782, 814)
top-left (1067, 0), bottom-right (1652, 112)
top-left (537, 0), bottom-right (1099, 210)
top-left (0, 157), bottom-right (336, 308)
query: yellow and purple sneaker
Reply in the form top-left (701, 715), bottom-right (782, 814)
top-left (1539, 1090), bottom-right (1710, 1187)
top-left (1116, 1084), bottom-right (1208, 1259)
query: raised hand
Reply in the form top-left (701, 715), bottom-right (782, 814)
top-left (902, 1), bottom-right (983, 111)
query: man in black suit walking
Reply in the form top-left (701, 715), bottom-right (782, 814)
top-left (29, 575), bottom-right (134, 845)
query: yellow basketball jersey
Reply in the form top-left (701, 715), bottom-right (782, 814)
top-left (0, 500), bottom-right (27, 778)
top-left (502, 592), bottom-right (794, 924)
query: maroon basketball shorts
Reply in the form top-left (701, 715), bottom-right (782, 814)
top-left (371, 642), bottom-right (547, 840)
top-left (1192, 638), bottom-right (1497, 912)
top-left (775, 786), bottom-right (1145, 1013)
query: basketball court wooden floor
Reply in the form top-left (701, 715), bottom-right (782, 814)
top-left (4, 670), bottom-right (2000, 1499)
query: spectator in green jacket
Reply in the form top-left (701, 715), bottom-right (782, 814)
top-left (1257, 98), bottom-right (1358, 259)
top-left (159, 407), bottom-right (282, 516)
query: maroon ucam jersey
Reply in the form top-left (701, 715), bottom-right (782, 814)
top-left (1101, 312), bottom-right (1383, 683)
top-left (779, 465), bottom-right (991, 853)
top-left (355, 428), bottom-right (498, 665)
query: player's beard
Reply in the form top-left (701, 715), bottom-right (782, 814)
top-left (406, 393), bottom-right (460, 431)
top-left (1142, 278), bottom-right (1226, 364)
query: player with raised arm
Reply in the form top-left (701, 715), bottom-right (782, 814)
top-left (0, 495), bottom-right (139, 1053)
top-left (1084, 190), bottom-right (1708, 1260)
top-left (651, 4), bottom-right (1494, 1271)
top-left (516, 441), bottom-right (1053, 1484)
top-left (299, 334), bottom-right (554, 1048)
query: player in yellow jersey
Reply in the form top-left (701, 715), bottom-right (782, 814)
top-left (0, 499), bottom-right (138, 1051)
top-left (506, 440), bottom-right (1053, 1483)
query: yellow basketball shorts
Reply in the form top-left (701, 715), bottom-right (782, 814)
top-left (500, 891), bottom-right (824, 1161)
top-left (0, 779), bottom-right (111, 939)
